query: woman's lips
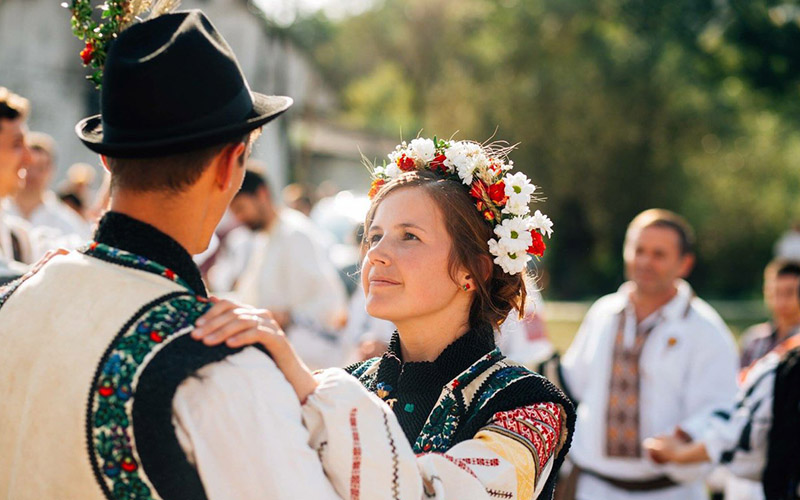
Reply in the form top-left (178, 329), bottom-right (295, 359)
top-left (369, 277), bottom-right (400, 287)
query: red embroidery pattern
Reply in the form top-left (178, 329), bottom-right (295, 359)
top-left (459, 457), bottom-right (500, 467)
top-left (350, 408), bottom-right (361, 500)
top-left (490, 402), bottom-right (561, 470)
top-left (431, 453), bottom-right (478, 479)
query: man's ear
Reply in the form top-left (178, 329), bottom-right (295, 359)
top-left (213, 142), bottom-right (246, 191)
top-left (678, 253), bottom-right (695, 279)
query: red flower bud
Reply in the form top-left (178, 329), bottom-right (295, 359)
top-left (483, 210), bottom-right (495, 221)
top-left (470, 180), bottom-right (488, 200)
top-left (527, 230), bottom-right (546, 257)
top-left (80, 42), bottom-right (94, 65)
top-left (397, 154), bottom-right (416, 172)
top-left (430, 154), bottom-right (447, 173)
top-left (368, 178), bottom-right (386, 199)
top-left (488, 181), bottom-right (507, 204)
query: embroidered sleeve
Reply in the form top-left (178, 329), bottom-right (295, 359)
top-left (454, 402), bottom-right (566, 499)
top-left (302, 369), bottom-right (566, 500)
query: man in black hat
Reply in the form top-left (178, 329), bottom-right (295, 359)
top-left (0, 11), bottom-right (344, 500)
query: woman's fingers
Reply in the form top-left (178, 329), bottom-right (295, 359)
top-left (200, 313), bottom-right (261, 345)
top-left (194, 299), bottom-right (239, 329)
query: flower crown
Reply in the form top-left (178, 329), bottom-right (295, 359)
top-left (367, 137), bottom-right (553, 275)
top-left (64, 0), bottom-right (181, 87)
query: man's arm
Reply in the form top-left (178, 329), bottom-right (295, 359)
top-left (172, 347), bottom-right (342, 500)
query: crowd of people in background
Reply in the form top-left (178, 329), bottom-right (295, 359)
top-left (3, 78), bottom-right (800, 500)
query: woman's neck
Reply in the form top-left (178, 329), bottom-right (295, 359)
top-left (395, 309), bottom-right (470, 363)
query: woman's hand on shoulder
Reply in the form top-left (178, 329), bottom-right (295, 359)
top-left (192, 297), bottom-right (318, 403)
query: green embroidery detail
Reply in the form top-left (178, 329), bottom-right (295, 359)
top-left (84, 242), bottom-right (194, 292)
top-left (414, 394), bottom-right (459, 453)
top-left (412, 348), bottom-right (504, 453)
top-left (404, 403), bottom-right (415, 413)
top-left (472, 366), bottom-right (532, 412)
top-left (90, 295), bottom-right (211, 499)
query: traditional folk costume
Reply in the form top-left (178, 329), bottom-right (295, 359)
top-left (0, 9), bottom-right (319, 499)
top-left (559, 280), bottom-right (739, 500)
top-left (324, 324), bottom-right (575, 499)
top-left (304, 135), bottom-right (574, 500)
top-left (699, 335), bottom-right (800, 500)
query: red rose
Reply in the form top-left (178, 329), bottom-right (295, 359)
top-left (368, 178), bottom-right (386, 199)
top-left (80, 42), bottom-right (94, 65)
top-left (430, 154), bottom-right (447, 173)
top-left (527, 230), bottom-right (546, 257)
top-left (149, 331), bottom-right (164, 343)
top-left (470, 180), bottom-right (488, 200)
top-left (488, 181), bottom-right (507, 204)
top-left (397, 154), bottom-right (416, 172)
top-left (164, 269), bottom-right (176, 280)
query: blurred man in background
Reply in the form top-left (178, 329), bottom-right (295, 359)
top-left (0, 87), bottom-right (33, 281)
top-left (740, 259), bottom-right (800, 369)
top-left (558, 209), bottom-right (739, 500)
top-left (227, 168), bottom-right (348, 369)
top-left (8, 132), bottom-right (91, 240)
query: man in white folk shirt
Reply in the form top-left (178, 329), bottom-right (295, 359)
top-left (229, 169), bottom-right (348, 369)
top-left (559, 208), bottom-right (739, 500)
top-left (8, 132), bottom-right (92, 242)
top-left (0, 87), bottom-right (34, 282)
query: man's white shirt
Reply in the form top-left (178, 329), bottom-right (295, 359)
top-left (561, 280), bottom-right (739, 500)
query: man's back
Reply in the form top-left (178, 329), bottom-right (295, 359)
top-left (0, 250), bottom-right (188, 498)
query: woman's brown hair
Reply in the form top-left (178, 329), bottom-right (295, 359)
top-left (364, 170), bottom-right (528, 329)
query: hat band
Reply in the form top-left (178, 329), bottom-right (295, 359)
top-left (101, 86), bottom-right (255, 143)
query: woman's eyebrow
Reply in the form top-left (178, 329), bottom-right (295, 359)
top-left (397, 223), bottom-right (427, 232)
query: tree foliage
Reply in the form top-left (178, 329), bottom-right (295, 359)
top-left (291, 0), bottom-right (800, 299)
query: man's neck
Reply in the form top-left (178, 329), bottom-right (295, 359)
top-left (775, 315), bottom-right (800, 340)
top-left (14, 190), bottom-right (44, 219)
top-left (109, 191), bottom-right (210, 255)
top-left (630, 284), bottom-right (679, 322)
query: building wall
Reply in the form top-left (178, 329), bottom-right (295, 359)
top-left (0, 0), bottom-right (330, 191)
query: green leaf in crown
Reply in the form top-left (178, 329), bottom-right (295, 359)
top-left (62, 0), bottom-right (182, 88)
top-left (90, 295), bottom-right (210, 499)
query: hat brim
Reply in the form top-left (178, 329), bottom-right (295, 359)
top-left (75, 93), bottom-right (293, 158)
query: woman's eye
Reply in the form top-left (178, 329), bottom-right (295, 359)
top-left (368, 234), bottom-right (382, 246)
top-left (404, 232), bottom-right (419, 241)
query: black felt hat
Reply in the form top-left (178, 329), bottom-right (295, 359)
top-left (76, 10), bottom-right (293, 158)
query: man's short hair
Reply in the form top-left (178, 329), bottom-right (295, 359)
top-left (765, 259), bottom-right (800, 281)
top-left (106, 133), bottom-right (250, 193)
top-left (0, 88), bottom-right (29, 126)
top-left (237, 168), bottom-right (270, 196)
top-left (26, 132), bottom-right (56, 164)
top-left (625, 208), bottom-right (695, 255)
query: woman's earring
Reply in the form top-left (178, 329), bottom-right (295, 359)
top-left (462, 283), bottom-right (471, 291)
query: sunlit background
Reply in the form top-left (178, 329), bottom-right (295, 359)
top-left (4, 0), bottom-right (800, 340)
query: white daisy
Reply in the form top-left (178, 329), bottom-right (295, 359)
top-left (529, 209), bottom-right (554, 238)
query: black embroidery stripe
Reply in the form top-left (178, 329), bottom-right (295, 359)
top-left (487, 488), bottom-right (513, 498)
top-left (381, 410), bottom-right (400, 500)
top-left (85, 291), bottom-right (191, 500)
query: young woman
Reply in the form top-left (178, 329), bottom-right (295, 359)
top-left (194, 137), bottom-right (575, 499)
